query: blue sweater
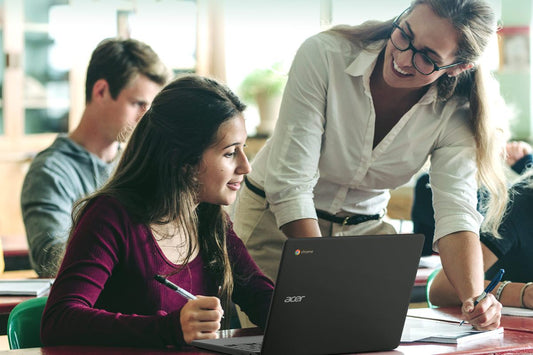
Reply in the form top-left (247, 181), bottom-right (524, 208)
top-left (21, 135), bottom-right (116, 277)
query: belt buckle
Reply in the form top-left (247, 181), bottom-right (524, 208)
top-left (342, 216), bottom-right (350, 226)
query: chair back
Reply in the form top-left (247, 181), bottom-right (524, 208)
top-left (426, 268), bottom-right (442, 308)
top-left (7, 296), bottom-right (48, 349)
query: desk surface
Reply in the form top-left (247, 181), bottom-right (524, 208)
top-left (1, 235), bottom-right (31, 271)
top-left (0, 308), bottom-right (532, 355)
top-left (0, 235), bottom-right (28, 257)
top-left (0, 295), bottom-right (35, 315)
top-left (0, 270), bottom-right (40, 314)
top-left (0, 294), bottom-right (36, 335)
top-left (0, 271), bottom-right (41, 335)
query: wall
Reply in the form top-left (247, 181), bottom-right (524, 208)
top-left (495, 0), bottom-right (532, 141)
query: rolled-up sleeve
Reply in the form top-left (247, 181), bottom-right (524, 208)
top-left (265, 36), bottom-right (328, 228)
top-left (429, 105), bottom-right (483, 251)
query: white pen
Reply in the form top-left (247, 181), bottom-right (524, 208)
top-left (154, 274), bottom-right (197, 300)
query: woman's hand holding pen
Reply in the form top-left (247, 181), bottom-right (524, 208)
top-left (461, 293), bottom-right (502, 331)
top-left (180, 296), bottom-right (224, 344)
top-left (460, 269), bottom-right (503, 330)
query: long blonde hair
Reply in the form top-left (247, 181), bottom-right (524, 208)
top-left (328, 0), bottom-right (508, 237)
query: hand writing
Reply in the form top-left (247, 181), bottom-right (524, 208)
top-left (461, 293), bottom-right (501, 330)
top-left (180, 296), bottom-right (224, 344)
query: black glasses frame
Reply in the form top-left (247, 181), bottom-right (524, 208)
top-left (390, 8), bottom-right (464, 75)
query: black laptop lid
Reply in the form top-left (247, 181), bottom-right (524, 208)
top-left (261, 234), bottom-right (424, 355)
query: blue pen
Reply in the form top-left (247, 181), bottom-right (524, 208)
top-left (154, 274), bottom-right (197, 300)
top-left (459, 268), bottom-right (505, 326)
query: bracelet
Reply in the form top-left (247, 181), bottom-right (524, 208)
top-left (495, 280), bottom-right (511, 301)
top-left (520, 282), bottom-right (533, 308)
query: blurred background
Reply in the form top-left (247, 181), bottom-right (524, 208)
top-left (0, 0), bottom-right (529, 241)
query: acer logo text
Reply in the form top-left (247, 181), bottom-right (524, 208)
top-left (284, 296), bottom-right (306, 303)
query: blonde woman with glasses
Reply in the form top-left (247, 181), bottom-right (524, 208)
top-left (232, 0), bottom-right (509, 330)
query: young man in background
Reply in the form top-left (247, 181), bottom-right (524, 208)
top-left (21, 38), bottom-right (170, 277)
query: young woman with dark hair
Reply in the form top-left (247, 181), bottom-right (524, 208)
top-left (41, 75), bottom-right (274, 347)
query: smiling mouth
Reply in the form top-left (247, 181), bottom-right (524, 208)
top-left (393, 59), bottom-right (411, 76)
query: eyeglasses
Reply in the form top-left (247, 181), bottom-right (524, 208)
top-left (390, 10), bottom-right (463, 75)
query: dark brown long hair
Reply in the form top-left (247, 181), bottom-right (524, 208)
top-left (71, 74), bottom-right (246, 326)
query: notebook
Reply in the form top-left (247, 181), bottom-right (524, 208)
top-left (0, 279), bottom-right (54, 297)
top-left (502, 306), bottom-right (533, 317)
top-left (192, 233), bottom-right (424, 355)
top-left (401, 316), bottom-right (504, 344)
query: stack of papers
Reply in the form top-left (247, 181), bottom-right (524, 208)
top-left (407, 307), bottom-right (462, 323)
top-left (418, 255), bottom-right (442, 269)
top-left (401, 317), bottom-right (504, 344)
top-left (0, 279), bottom-right (54, 297)
top-left (502, 306), bottom-right (533, 317)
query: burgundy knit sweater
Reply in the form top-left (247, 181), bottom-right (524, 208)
top-left (41, 196), bottom-right (274, 348)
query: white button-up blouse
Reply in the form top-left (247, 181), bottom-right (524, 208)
top-left (247, 31), bottom-right (483, 248)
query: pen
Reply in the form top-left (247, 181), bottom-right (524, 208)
top-left (459, 268), bottom-right (505, 326)
top-left (154, 274), bottom-right (197, 300)
top-left (155, 275), bottom-right (225, 319)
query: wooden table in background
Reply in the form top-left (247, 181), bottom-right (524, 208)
top-left (0, 270), bottom-right (40, 335)
top-left (1, 235), bottom-right (30, 271)
top-left (0, 294), bottom-right (35, 336)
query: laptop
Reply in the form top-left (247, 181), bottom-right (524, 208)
top-left (192, 233), bottom-right (424, 355)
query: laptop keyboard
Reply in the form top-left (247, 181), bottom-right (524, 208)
top-left (225, 341), bottom-right (262, 353)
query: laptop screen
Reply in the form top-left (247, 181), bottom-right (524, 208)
top-left (193, 233), bottom-right (424, 355)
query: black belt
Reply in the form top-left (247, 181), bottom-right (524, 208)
top-left (245, 176), bottom-right (382, 226)
top-left (316, 210), bottom-right (382, 226)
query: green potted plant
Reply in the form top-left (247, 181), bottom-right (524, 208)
top-left (239, 63), bottom-right (287, 136)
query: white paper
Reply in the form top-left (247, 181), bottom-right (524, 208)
top-left (418, 255), bottom-right (442, 269)
top-left (0, 279), bottom-right (54, 296)
top-left (401, 317), bottom-right (504, 344)
top-left (502, 306), bottom-right (533, 317)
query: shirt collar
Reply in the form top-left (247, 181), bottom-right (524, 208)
top-left (345, 42), bottom-right (439, 106)
top-left (345, 46), bottom-right (381, 79)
